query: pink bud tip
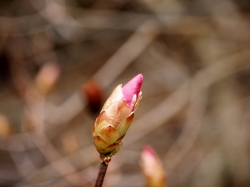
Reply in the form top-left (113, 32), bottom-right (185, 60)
top-left (143, 145), bottom-right (156, 158)
top-left (122, 74), bottom-right (143, 106)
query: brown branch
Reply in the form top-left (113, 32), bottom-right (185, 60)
top-left (95, 161), bottom-right (109, 187)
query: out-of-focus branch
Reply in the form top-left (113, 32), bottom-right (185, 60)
top-left (93, 21), bottom-right (159, 89)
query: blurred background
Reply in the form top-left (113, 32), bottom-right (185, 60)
top-left (0, 0), bottom-right (250, 186)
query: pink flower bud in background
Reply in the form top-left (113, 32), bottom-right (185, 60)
top-left (141, 146), bottom-right (166, 187)
top-left (92, 74), bottom-right (143, 157)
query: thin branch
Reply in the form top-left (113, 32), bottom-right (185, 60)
top-left (95, 161), bottom-right (109, 187)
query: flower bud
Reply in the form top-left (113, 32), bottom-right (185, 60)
top-left (141, 146), bottom-right (166, 187)
top-left (92, 74), bottom-right (143, 158)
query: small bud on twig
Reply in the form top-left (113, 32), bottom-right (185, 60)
top-left (141, 146), bottom-right (166, 187)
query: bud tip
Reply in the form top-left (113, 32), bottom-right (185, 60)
top-left (122, 74), bottom-right (143, 106)
top-left (143, 145), bottom-right (156, 158)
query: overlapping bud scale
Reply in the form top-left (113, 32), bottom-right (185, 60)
top-left (92, 74), bottom-right (143, 156)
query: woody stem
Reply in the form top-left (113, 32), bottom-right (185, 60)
top-left (94, 161), bottom-right (109, 187)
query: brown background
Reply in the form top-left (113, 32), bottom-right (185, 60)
top-left (0, 0), bottom-right (250, 186)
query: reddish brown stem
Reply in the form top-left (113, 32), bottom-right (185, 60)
top-left (95, 161), bottom-right (108, 187)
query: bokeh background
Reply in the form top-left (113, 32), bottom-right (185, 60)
top-left (0, 0), bottom-right (250, 186)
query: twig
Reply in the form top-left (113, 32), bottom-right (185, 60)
top-left (95, 161), bottom-right (109, 187)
